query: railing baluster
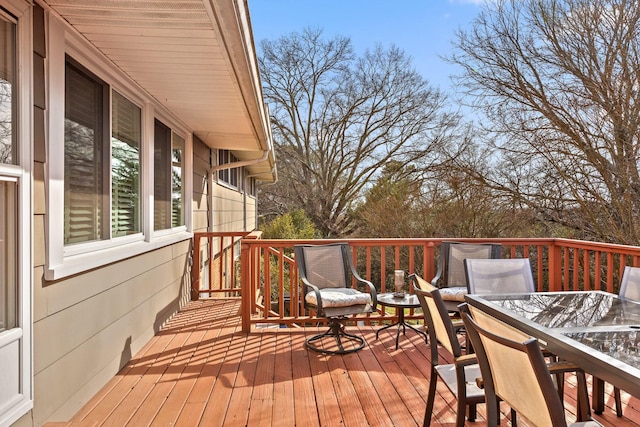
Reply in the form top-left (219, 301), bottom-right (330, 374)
top-left (583, 249), bottom-right (590, 291)
top-left (607, 251), bottom-right (615, 293)
top-left (380, 247), bottom-right (387, 293)
top-left (536, 244), bottom-right (543, 292)
top-left (595, 250), bottom-right (602, 291)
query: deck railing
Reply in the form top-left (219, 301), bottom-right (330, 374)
top-left (191, 231), bottom-right (256, 299)
top-left (192, 235), bottom-right (640, 332)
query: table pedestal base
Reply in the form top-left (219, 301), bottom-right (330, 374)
top-left (376, 312), bottom-right (428, 350)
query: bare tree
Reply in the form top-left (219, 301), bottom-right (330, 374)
top-left (449, 0), bottom-right (640, 244)
top-left (259, 28), bottom-right (457, 237)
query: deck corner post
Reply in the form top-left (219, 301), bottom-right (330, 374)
top-left (191, 234), bottom-right (202, 301)
top-left (241, 239), bottom-right (252, 333)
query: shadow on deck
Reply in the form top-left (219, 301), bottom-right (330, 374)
top-left (47, 299), bottom-right (640, 426)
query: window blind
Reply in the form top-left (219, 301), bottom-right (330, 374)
top-left (171, 134), bottom-right (184, 227)
top-left (154, 119), bottom-right (171, 230)
top-left (64, 61), bottom-right (106, 244)
top-left (111, 91), bottom-right (141, 237)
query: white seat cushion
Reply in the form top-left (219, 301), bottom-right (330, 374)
top-left (305, 288), bottom-right (372, 308)
top-left (439, 286), bottom-right (467, 302)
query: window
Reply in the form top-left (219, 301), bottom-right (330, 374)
top-left (218, 149), bottom-right (239, 187)
top-left (111, 92), bottom-right (141, 237)
top-left (0, 13), bottom-right (17, 330)
top-left (172, 134), bottom-right (185, 227)
top-left (0, 179), bottom-right (16, 333)
top-left (47, 17), bottom-right (192, 279)
top-left (248, 177), bottom-right (257, 197)
top-left (0, 12), bottom-right (16, 164)
top-left (64, 59), bottom-right (108, 244)
top-left (154, 119), bottom-right (184, 230)
top-left (64, 59), bottom-right (142, 244)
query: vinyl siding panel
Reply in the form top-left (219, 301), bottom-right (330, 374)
top-left (246, 194), bottom-right (257, 230)
top-left (30, 243), bottom-right (191, 425)
top-left (213, 183), bottom-right (246, 232)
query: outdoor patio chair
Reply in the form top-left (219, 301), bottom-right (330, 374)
top-left (432, 241), bottom-right (502, 312)
top-left (459, 303), bottom-right (590, 425)
top-left (464, 258), bottom-right (543, 363)
top-left (295, 243), bottom-right (377, 354)
top-left (461, 305), bottom-right (600, 427)
top-left (464, 258), bottom-right (536, 294)
top-left (410, 274), bottom-right (485, 427)
top-left (619, 265), bottom-right (640, 301)
top-left (601, 265), bottom-right (640, 416)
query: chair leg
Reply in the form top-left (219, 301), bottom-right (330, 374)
top-left (424, 367), bottom-right (438, 427)
top-left (485, 394), bottom-right (499, 427)
top-left (467, 403), bottom-right (477, 422)
top-left (575, 371), bottom-right (591, 422)
top-left (614, 387), bottom-right (623, 417)
top-left (555, 371), bottom-right (565, 404)
top-left (455, 398), bottom-right (467, 427)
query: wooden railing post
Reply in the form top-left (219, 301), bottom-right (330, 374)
top-left (240, 231), bottom-right (261, 333)
top-left (548, 240), bottom-right (563, 292)
top-left (241, 240), bottom-right (252, 333)
top-left (191, 234), bottom-right (201, 300)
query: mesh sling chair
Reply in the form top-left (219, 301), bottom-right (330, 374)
top-left (462, 304), bottom-right (598, 427)
top-left (600, 265), bottom-right (640, 416)
top-left (295, 243), bottom-right (377, 354)
top-left (464, 258), bottom-right (536, 295)
top-left (432, 242), bottom-right (502, 313)
top-left (410, 274), bottom-right (485, 427)
top-left (619, 266), bottom-right (640, 301)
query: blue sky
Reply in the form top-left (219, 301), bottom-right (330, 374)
top-left (248, 0), bottom-right (486, 96)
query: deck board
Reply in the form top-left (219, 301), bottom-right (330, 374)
top-left (289, 327), bottom-right (320, 426)
top-left (50, 298), bottom-right (640, 427)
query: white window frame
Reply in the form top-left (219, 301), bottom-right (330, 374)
top-left (0, 1), bottom-right (33, 426)
top-left (247, 175), bottom-right (257, 199)
top-left (45, 13), bottom-right (192, 280)
top-left (217, 149), bottom-right (240, 189)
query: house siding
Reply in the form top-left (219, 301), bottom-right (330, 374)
top-left (213, 183), bottom-right (248, 232)
top-left (29, 243), bottom-right (191, 424)
top-left (15, 5), bottom-right (200, 426)
top-left (246, 193), bottom-right (257, 231)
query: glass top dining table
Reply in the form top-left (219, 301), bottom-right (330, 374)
top-left (464, 290), bottom-right (640, 412)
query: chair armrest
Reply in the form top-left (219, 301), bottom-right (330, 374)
top-left (431, 242), bottom-right (447, 288)
top-left (431, 270), bottom-right (443, 288)
top-left (454, 353), bottom-right (478, 368)
top-left (547, 360), bottom-right (583, 374)
top-left (355, 278), bottom-right (377, 308)
top-left (348, 264), bottom-right (377, 308)
top-left (300, 278), bottom-right (324, 314)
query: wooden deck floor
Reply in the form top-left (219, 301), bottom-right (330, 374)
top-left (48, 298), bottom-right (640, 426)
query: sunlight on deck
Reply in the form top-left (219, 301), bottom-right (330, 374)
top-left (49, 299), bottom-right (640, 427)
